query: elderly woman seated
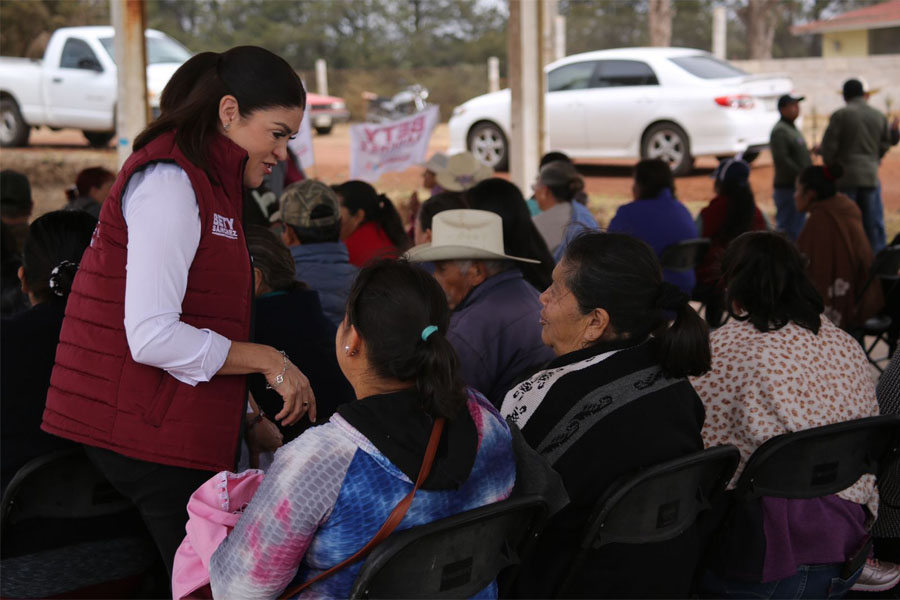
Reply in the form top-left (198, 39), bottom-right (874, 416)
top-left (209, 260), bottom-right (516, 598)
top-left (501, 231), bottom-right (710, 598)
top-left (691, 231), bottom-right (887, 598)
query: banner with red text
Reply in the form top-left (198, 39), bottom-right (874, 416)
top-left (349, 105), bottom-right (440, 182)
top-left (288, 110), bottom-right (315, 170)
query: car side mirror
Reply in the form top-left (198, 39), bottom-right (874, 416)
top-left (78, 58), bottom-right (103, 72)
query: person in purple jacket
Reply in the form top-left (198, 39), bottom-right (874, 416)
top-left (608, 159), bottom-right (699, 295)
top-left (407, 209), bottom-right (556, 406)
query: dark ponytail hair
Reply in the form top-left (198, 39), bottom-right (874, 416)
top-left (22, 210), bottom-right (96, 304)
top-left (345, 259), bottom-right (466, 419)
top-left (562, 232), bottom-right (710, 378)
top-left (418, 191), bottom-right (467, 232)
top-left (134, 46), bottom-right (306, 173)
top-left (464, 178), bottom-right (555, 291)
top-left (717, 179), bottom-right (756, 243)
top-left (245, 225), bottom-right (305, 293)
top-left (798, 164), bottom-right (844, 201)
top-left (333, 181), bottom-right (411, 251)
top-left (721, 231), bottom-right (824, 334)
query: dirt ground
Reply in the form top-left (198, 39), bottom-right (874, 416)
top-left (3, 123), bottom-right (900, 239)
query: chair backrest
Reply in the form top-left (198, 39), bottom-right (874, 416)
top-left (856, 245), bottom-right (900, 302)
top-left (578, 445), bottom-right (739, 550)
top-left (348, 495), bottom-right (547, 599)
top-left (733, 415), bottom-right (900, 501)
top-left (659, 238), bottom-right (711, 272)
top-left (1, 448), bottom-right (133, 535)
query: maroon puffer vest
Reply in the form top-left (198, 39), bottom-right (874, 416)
top-left (42, 131), bottom-right (252, 472)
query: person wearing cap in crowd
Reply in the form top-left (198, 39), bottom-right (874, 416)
top-left (1, 170), bottom-right (34, 253)
top-left (770, 94), bottom-right (811, 241)
top-left (818, 78), bottom-right (893, 254)
top-left (695, 158), bottom-right (768, 327)
top-left (532, 160), bottom-right (598, 263)
top-left (407, 209), bottom-right (555, 406)
top-left (273, 180), bottom-right (359, 328)
top-left (405, 152), bottom-right (449, 240)
top-left (435, 152), bottom-right (493, 193)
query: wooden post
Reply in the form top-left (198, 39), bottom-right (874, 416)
top-left (508, 0), bottom-right (546, 194)
top-left (713, 6), bottom-right (727, 60)
top-left (111, 0), bottom-right (148, 168)
top-left (315, 58), bottom-right (328, 96)
top-left (488, 56), bottom-right (500, 93)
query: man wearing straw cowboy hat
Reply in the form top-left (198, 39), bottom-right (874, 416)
top-left (819, 77), bottom-right (893, 253)
top-left (407, 209), bottom-right (554, 406)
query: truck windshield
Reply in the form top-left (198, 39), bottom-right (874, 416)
top-left (100, 35), bottom-right (192, 65)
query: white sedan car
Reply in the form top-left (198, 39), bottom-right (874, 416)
top-left (448, 47), bottom-right (793, 175)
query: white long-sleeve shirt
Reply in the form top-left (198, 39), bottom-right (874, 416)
top-left (122, 163), bottom-right (232, 386)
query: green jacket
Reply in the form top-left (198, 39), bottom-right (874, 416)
top-left (770, 118), bottom-right (811, 188)
top-left (820, 97), bottom-right (892, 188)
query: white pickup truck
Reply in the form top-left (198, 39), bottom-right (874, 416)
top-left (0, 26), bottom-right (191, 147)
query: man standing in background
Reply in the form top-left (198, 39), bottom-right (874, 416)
top-left (769, 94), bottom-right (811, 241)
top-left (819, 78), bottom-right (892, 254)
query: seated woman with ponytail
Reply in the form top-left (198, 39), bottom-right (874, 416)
top-left (692, 231), bottom-right (880, 598)
top-left (209, 260), bottom-right (516, 599)
top-left (796, 164), bottom-right (881, 330)
top-left (333, 180), bottom-right (411, 267)
top-left (501, 231), bottom-right (710, 598)
top-left (1, 210), bottom-right (96, 491)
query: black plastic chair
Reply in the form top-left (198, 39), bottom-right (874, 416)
top-left (1, 448), bottom-right (157, 598)
top-left (733, 415), bottom-right (900, 502)
top-left (555, 445), bottom-right (740, 598)
top-left (854, 245), bottom-right (900, 372)
top-left (659, 238), bottom-right (711, 273)
top-left (348, 495), bottom-right (548, 599)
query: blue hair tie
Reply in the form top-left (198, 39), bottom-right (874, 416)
top-left (421, 325), bottom-right (438, 341)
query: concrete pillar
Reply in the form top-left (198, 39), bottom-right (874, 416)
top-left (315, 58), bottom-right (328, 96)
top-left (111, 0), bottom-right (148, 168)
top-left (488, 56), bottom-right (500, 93)
top-left (508, 0), bottom-right (546, 194)
top-left (712, 5), bottom-right (727, 60)
top-left (555, 15), bottom-right (566, 61)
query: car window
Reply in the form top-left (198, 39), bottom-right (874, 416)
top-left (99, 36), bottom-right (192, 65)
top-left (669, 55), bottom-right (747, 79)
top-left (60, 38), bottom-right (100, 70)
top-left (594, 60), bottom-right (659, 87)
top-left (548, 61), bottom-right (599, 92)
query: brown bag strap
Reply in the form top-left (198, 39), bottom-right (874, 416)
top-left (279, 417), bottom-right (445, 599)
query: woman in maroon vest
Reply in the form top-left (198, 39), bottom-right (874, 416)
top-left (42, 46), bottom-right (314, 579)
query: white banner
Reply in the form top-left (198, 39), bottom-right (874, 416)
top-left (349, 105), bottom-right (440, 183)
top-left (288, 110), bottom-right (315, 170)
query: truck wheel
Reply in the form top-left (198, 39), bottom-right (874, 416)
top-left (641, 122), bottom-right (693, 176)
top-left (1, 98), bottom-right (30, 147)
top-left (84, 131), bottom-right (115, 148)
top-left (467, 121), bottom-right (508, 171)
top-left (315, 125), bottom-right (333, 135)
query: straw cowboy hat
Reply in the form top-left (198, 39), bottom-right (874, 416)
top-left (435, 152), bottom-right (493, 192)
top-left (406, 209), bottom-right (539, 264)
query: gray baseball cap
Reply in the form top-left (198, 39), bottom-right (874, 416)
top-left (271, 180), bottom-right (340, 229)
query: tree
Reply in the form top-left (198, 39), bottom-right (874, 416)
top-left (737, 0), bottom-right (780, 59)
top-left (648, 0), bottom-right (675, 47)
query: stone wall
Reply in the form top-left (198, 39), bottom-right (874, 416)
top-left (732, 54), bottom-right (900, 143)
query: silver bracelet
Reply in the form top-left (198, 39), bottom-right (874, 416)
top-left (265, 350), bottom-right (288, 390)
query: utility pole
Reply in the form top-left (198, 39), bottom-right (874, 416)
top-left (111, 0), bottom-right (148, 168)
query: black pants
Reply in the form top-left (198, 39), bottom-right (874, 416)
top-left (84, 445), bottom-right (213, 579)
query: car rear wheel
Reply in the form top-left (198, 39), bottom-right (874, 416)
top-left (1, 98), bottom-right (30, 147)
top-left (642, 122), bottom-right (693, 176)
top-left (84, 131), bottom-right (115, 148)
top-left (467, 121), bottom-right (508, 171)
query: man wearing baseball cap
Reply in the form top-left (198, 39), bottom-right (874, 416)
top-left (273, 180), bottom-right (358, 328)
top-left (819, 78), bottom-right (892, 253)
top-left (769, 94), bottom-right (810, 241)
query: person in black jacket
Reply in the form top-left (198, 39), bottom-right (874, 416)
top-left (501, 231), bottom-right (710, 598)
top-left (1, 210), bottom-right (96, 491)
top-left (245, 226), bottom-right (354, 446)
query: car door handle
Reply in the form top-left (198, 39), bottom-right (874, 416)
top-left (52, 77), bottom-right (63, 83)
